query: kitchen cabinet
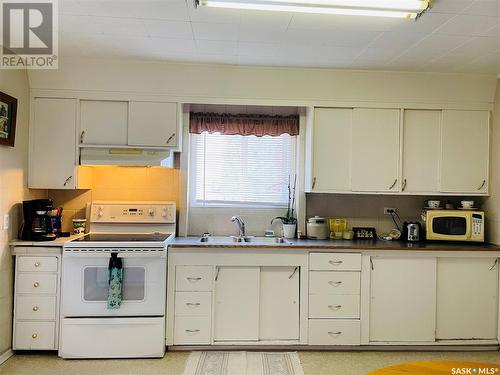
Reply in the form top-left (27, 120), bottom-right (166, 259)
top-left (29, 98), bottom-right (91, 189)
top-left (436, 258), bottom-right (498, 340)
top-left (259, 266), bottom-right (299, 341)
top-left (214, 266), bottom-right (260, 341)
top-left (402, 110), bottom-right (441, 193)
top-left (312, 108), bottom-right (352, 192)
top-left (440, 110), bottom-right (489, 194)
top-left (351, 108), bottom-right (400, 192)
top-left (370, 257), bottom-right (436, 342)
top-left (128, 102), bottom-right (178, 148)
top-left (80, 100), bottom-right (128, 145)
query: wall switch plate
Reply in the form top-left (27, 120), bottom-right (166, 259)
top-left (383, 207), bottom-right (396, 215)
top-left (3, 214), bottom-right (9, 230)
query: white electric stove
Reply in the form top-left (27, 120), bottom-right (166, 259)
top-left (60, 201), bottom-right (175, 359)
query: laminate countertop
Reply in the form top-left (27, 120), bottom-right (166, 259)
top-left (10, 234), bottom-right (85, 247)
top-left (169, 237), bottom-right (500, 252)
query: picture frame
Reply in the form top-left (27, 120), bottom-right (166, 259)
top-left (0, 91), bottom-right (18, 147)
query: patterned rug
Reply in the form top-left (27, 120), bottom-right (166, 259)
top-left (182, 351), bottom-right (305, 375)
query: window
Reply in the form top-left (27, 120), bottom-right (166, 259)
top-left (190, 132), bottom-right (296, 207)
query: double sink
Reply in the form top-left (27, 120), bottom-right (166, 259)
top-left (199, 235), bottom-right (292, 245)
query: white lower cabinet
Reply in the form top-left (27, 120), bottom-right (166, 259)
top-left (370, 257), bottom-right (436, 342)
top-left (436, 258), bottom-right (498, 340)
top-left (174, 316), bottom-right (211, 345)
top-left (309, 319), bottom-right (361, 346)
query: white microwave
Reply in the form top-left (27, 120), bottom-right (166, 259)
top-left (426, 210), bottom-right (484, 242)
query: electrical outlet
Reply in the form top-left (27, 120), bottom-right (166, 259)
top-left (384, 207), bottom-right (396, 215)
top-left (3, 214), bottom-right (9, 230)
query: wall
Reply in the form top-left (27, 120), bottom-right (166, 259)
top-left (48, 166), bottom-right (179, 233)
top-left (0, 70), bottom-right (45, 356)
top-left (484, 79), bottom-right (500, 244)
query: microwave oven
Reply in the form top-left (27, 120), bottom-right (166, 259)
top-left (426, 210), bottom-right (484, 242)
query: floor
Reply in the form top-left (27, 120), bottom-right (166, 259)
top-left (0, 351), bottom-right (499, 375)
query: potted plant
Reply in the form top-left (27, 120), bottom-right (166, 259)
top-left (271, 175), bottom-right (297, 239)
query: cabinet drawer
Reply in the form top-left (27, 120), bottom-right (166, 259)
top-left (17, 273), bottom-right (57, 294)
top-left (310, 271), bottom-right (360, 295)
top-left (16, 295), bottom-right (56, 320)
top-left (176, 266), bottom-right (213, 291)
top-left (14, 321), bottom-right (55, 350)
top-left (18, 256), bottom-right (57, 273)
top-left (310, 253), bottom-right (361, 271)
top-left (309, 319), bottom-right (360, 345)
top-left (309, 294), bottom-right (360, 318)
top-left (174, 316), bottom-right (211, 345)
top-left (175, 292), bottom-right (211, 316)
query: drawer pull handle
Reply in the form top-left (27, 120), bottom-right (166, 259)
top-left (478, 180), bottom-right (486, 190)
top-left (32, 306), bottom-right (39, 312)
top-left (328, 305), bottom-right (342, 310)
top-left (33, 282), bottom-right (40, 288)
top-left (34, 262), bottom-right (40, 267)
top-left (185, 329), bottom-right (200, 333)
top-left (389, 179), bottom-right (397, 190)
top-left (328, 260), bottom-right (343, 265)
top-left (328, 281), bottom-right (342, 286)
top-left (328, 331), bottom-right (342, 336)
top-left (186, 303), bottom-right (201, 307)
top-left (187, 277), bottom-right (202, 282)
top-left (32, 333), bottom-right (38, 339)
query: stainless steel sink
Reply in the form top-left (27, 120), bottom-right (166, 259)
top-left (199, 235), bottom-right (291, 245)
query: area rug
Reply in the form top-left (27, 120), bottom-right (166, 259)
top-left (182, 351), bottom-right (305, 375)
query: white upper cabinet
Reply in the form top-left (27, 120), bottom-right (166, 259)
top-left (80, 100), bottom-right (128, 145)
top-left (351, 108), bottom-right (400, 192)
top-left (312, 108), bottom-right (352, 192)
top-left (402, 110), bottom-right (441, 193)
top-left (370, 257), bottom-right (436, 342)
top-left (128, 102), bottom-right (178, 148)
top-left (436, 258), bottom-right (498, 340)
top-left (30, 98), bottom-right (78, 189)
top-left (440, 110), bottom-right (489, 194)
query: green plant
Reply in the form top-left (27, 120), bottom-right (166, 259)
top-left (271, 175), bottom-right (297, 225)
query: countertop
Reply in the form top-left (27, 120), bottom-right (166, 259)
top-left (169, 236), bottom-right (500, 252)
top-left (10, 234), bottom-right (85, 247)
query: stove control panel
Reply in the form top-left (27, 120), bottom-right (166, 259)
top-left (91, 202), bottom-right (176, 223)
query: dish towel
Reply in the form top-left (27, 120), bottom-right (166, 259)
top-left (107, 253), bottom-right (123, 309)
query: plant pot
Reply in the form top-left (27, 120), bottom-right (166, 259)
top-left (282, 223), bottom-right (297, 239)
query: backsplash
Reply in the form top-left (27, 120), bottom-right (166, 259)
top-left (306, 193), bottom-right (486, 236)
top-left (48, 166), bottom-right (180, 233)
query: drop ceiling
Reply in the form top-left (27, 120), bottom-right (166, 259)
top-left (60, 0), bottom-right (500, 74)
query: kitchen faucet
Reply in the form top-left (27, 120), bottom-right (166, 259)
top-left (231, 216), bottom-right (246, 238)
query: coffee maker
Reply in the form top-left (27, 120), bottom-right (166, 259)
top-left (21, 199), bottom-right (57, 241)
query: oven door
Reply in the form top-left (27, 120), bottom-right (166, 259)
top-left (62, 252), bottom-right (166, 317)
top-left (427, 213), bottom-right (471, 241)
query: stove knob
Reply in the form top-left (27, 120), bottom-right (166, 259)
top-left (162, 209), bottom-right (168, 218)
top-left (148, 209), bottom-right (155, 216)
top-left (97, 210), bottom-right (103, 218)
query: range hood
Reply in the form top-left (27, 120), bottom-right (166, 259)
top-left (80, 147), bottom-right (172, 167)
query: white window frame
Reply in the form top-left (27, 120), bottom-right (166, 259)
top-left (189, 132), bottom-right (298, 209)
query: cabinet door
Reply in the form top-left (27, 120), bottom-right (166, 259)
top-left (440, 110), bottom-right (489, 193)
top-left (30, 98), bottom-right (76, 189)
top-left (351, 109), bottom-right (400, 192)
top-left (312, 108), bottom-right (352, 192)
top-left (260, 266), bottom-right (299, 341)
top-left (402, 110), bottom-right (441, 193)
top-left (214, 266), bottom-right (259, 341)
top-left (436, 258), bottom-right (498, 340)
top-left (370, 257), bottom-right (436, 342)
top-left (128, 101), bottom-right (178, 147)
top-left (80, 100), bottom-right (128, 145)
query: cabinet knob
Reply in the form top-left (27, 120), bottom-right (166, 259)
top-left (63, 175), bottom-right (73, 186)
top-left (478, 180), bottom-right (486, 190)
top-left (389, 179), bottom-right (397, 190)
top-left (32, 306), bottom-right (39, 312)
top-left (402, 179), bottom-right (407, 191)
top-left (33, 282), bottom-right (39, 288)
top-left (166, 133), bottom-right (176, 144)
top-left (34, 262), bottom-right (40, 268)
top-left (312, 177), bottom-right (317, 190)
top-left (32, 333), bottom-right (38, 339)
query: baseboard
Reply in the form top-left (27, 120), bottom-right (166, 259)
top-left (0, 349), bottom-right (13, 365)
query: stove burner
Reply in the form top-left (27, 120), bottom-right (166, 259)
top-left (73, 233), bottom-right (171, 242)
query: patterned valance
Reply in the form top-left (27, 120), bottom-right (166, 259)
top-left (189, 112), bottom-right (299, 137)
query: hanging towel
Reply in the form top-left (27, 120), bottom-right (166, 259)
top-left (107, 253), bottom-right (123, 309)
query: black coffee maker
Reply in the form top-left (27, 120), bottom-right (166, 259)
top-left (21, 199), bottom-right (57, 241)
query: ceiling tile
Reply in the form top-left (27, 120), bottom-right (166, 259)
top-left (434, 14), bottom-right (500, 36)
top-left (240, 10), bottom-right (292, 28)
top-left (436, 36), bottom-right (500, 59)
top-left (237, 42), bottom-right (279, 57)
top-left (196, 40), bottom-right (238, 55)
top-left (282, 28), bottom-right (379, 47)
top-left (367, 32), bottom-right (427, 50)
top-left (391, 12), bottom-right (455, 34)
top-left (429, 0), bottom-right (474, 14)
top-left (238, 25), bottom-right (286, 43)
top-left (60, 15), bottom-right (102, 34)
top-left (144, 20), bottom-right (193, 39)
top-left (188, 1), bottom-right (241, 24)
top-left (76, 1), bottom-right (190, 21)
top-left (197, 54), bottom-right (240, 65)
top-left (461, 0), bottom-right (500, 16)
top-left (355, 47), bottom-right (407, 63)
top-left (192, 22), bottom-right (240, 41)
top-left (288, 13), bottom-right (403, 32)
top-left (97, 17), bottom-right (148, 37)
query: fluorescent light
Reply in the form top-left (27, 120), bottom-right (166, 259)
top-left (197, 0), bottom-right (430, 18)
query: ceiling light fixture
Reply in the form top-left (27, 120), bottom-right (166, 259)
top-left (195, 0), bottom-right (431, 19)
